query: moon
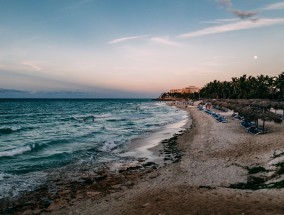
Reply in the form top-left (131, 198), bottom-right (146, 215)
top-left (254, 55), bottom-right (258, 60)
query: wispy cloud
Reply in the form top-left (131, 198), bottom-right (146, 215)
top-left (179, 18), bottom-right (284, 39)
top-left (107, 35), bottom-right (149, 44)
top-left (150, 37), bottom-right (182, 47)
top-left (216, 0), bottom-right (258, 20)
top-left (263, 2), bottom-right (284, 11)
top-left (232, 10), bottom-right (258, 19)
top-left (21, 62), bottom-right (43, 71)
top-left (201, 18), bottom-right (239, 24)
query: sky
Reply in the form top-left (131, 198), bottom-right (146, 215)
top-left (0, 0), bottom-right (284, 98)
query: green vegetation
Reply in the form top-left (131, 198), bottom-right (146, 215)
top-left (159, 92), bottom-right (200, 100)
top-left (160, 72), bottom-right (284, 101)
top-left (200, 72), bottom-right (284, 100)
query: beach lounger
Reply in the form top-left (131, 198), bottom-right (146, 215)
top-left (234, 115), bottom-right (243, 121)
top-left (247, 126), bottom-right (258, 134)
top-left (240, 121), bottom-right (253, 128)
top-left (247, 126), bottom-right (268, 135)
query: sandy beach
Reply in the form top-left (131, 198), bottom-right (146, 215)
top-left (2, 1), bottom-right (284, 214)
top-left (44, 105), bottom-right (284, 215)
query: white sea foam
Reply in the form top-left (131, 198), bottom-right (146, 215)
top-left (94, 113), bottom-right (112, 118)
top-left (0, 172), bottom-right (12, 181)
top-left (101, 141), bottom-right (118, 152)
top-left (0, 145), bottom-right (32, 157)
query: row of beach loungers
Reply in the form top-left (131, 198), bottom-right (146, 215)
top-left (197, 106), bottom-right (228, 123)
top-left (197, 105), bottom-right (268, 135)
top-left (234, 115), bottom-right (268, 135)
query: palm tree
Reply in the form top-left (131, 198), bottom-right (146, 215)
top-left (199, 73), bottom-right (283, 100)
top-left (275, 72), bottom-right (284, 100)
top-left (247, 76), bottom-right (257, 99)
top-left (255, 75), bottom-right (270, 99)
top-left (267, 76), bottom-right (277, 100)
top-left (238, 75), bottom-right (249, 99)
top-left (231, 77), bottom-right (239, 99)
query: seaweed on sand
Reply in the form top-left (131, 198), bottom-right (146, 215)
top-left (275, 162), bottom-right (284, 175)
top-left (160, 130), bottom-right (185, 163)
top-left (247, 166), bottom-right (267, 174)
top-left (272, 151), bottom-right (284, 158)
top-left (229, 163), bottom-right (284, 190)
top-left (230, 163), bottom-right (268, 174)
top-left (229, 176), bottom-right (266, 190)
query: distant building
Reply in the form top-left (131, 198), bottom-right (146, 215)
top-left (170, 86), bottom-right (200, 94)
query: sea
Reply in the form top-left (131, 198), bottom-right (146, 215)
top-left (0, 99), bottom-right (187, 200)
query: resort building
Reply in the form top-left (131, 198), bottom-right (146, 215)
top-left (170, 86), bottom-right (200, 94)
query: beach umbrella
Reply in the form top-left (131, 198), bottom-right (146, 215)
top-left (257, 109), bottom-right (282, 131)
top-left (251, 100), bottom-right (272, 110)
top-left (237, 106), bottom-right (258, 121)
top-left (261, 111), bottom-right (283, 124)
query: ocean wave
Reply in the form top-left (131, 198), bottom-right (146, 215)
top-left (0, 145), bottom-right (33, 158)
top-left (124, 121), bottom-right (135, 126)
top-left (0, 143), bottom-right (44, 158)
top-left (29, 152), bottom-right (72, 163)
top-left (0, 138), bottom-right (72, 158)
top-left (0, 126), bottom-right (35, 135)
top-left (100, 141), bottom-right (119, 152)
top-left (106, 118), bottom-right (127, 122)
top-left (94, 113), bottom-right (112, 118)
top-left (60, 116), bottom-right (79, 122)
top-left (127, 114), bottom-right (148, 120)
top-left (145, 122), bottom-right (165, 127)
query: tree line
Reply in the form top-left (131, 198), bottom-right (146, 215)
top-left (160, 72), bottom-right (284, 100)
top-left (200, 72), bottom-right (284, 100)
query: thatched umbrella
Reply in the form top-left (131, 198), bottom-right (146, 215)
top-left (257, 109), bottom-right (282, 131)
top-left (233, 106), bottom-right (282, 129)
top-left (226, 103), bottom-right (237, 111)
top-left (235, 99), bottom-right (252, 107)
top-left (209, 99), bottom-right (284, 125)
top-left (251, 100), bottom-right (272, 110)
top-left (237, 106), bottom-right (259, 124)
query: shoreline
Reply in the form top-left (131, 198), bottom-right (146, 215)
top-left (0, 106), bottom-right (189, 214)
top-left (50, 105), bottom-right (284, 215)
top-left (122, 115), bottom-right (190, 165)
top-left (2, 105), bottom-right (284, 214)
